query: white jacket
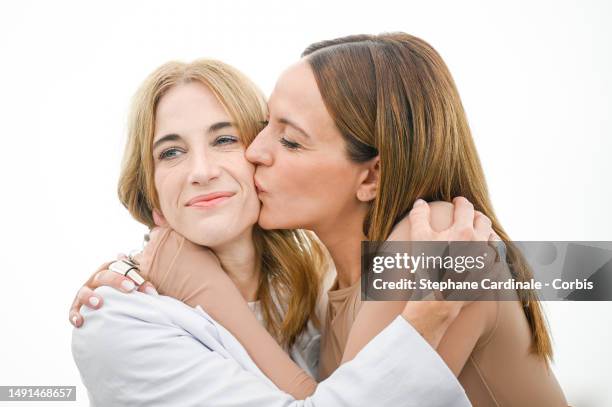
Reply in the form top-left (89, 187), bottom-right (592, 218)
top-left (72, 286), bottom-right (470, 406)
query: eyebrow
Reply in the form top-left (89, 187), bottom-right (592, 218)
top-left (152, 121), bottom-right (236, 150)
top-left (278, 118), bottom-right (310, 139)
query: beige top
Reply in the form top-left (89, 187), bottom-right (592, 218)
top-left (319, 277), bottom-right (568, 407)
top-left (318, 277), bottom-right (363, 379)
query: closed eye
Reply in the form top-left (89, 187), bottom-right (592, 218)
top-left (279, 136), bottom-right (302, 150)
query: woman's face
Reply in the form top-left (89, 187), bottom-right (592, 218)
top-left (152, 81), bottom-right (260, 246)
top-left (246, 60), bottom-right (372, 232)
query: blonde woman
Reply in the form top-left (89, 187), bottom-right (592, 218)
top-left (70, 58), bottom-right (489, 406)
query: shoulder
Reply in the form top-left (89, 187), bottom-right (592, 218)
top-left (71, 288), bottom-right (190, 358)
top-left (82, 286), bottom-right (203, 327)
top-left (71, 287), bottom-right (221, 364)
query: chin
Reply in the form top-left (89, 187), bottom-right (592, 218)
top-left (188, 229), bottom-right (234, 247)
top-left (173, 220), bottom-right (229, 246)
top-left (255, 212), bottom-right (273, 230)
top-left (257, 209), bottom-right (303, 231)
top-left (256, 209), bottom-right (282, 230)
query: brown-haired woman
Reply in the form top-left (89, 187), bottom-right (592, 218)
top-left (245, 32), bottom-right (567, 406)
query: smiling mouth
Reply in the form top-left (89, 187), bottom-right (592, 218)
top-left (186, 192), bottom-right (235, 209)
top-left (189, 196), bottom-right (232, 208)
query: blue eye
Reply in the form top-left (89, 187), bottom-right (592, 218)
top-left (159, 148), bottom-right (183, 160)
top-left (214, 135), bottom-right (239, 146)
top-left (279, 137), bottom-right (301, 150)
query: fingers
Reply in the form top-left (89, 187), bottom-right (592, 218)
top-left (473, 210), bottom-right (493, 241)
top-left (137, 281), bottom-right (159, 295)
top-left (69, 309), bottom-right (83, 328)
top-left (70, 272), bottom-right (158, 328)
top-left (450, 197), bottom-right (475, 240)
top-left (69, 286), bottom-right (103, 328)
top-left (95, 265), bottom-right (157, 295)
top-left (472, 210), bottom-right (505, 263)
top-left (90, 269), bottom-right (137, 293)
top-left (408, 199), bottom-right (433, 240)
top-left (78, 286), bottom-right (103, 309)
top-left (69, 291), bottom-right (84, 327)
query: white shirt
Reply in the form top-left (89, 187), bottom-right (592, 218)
top-left (72, 286), bottom-right (471, 406)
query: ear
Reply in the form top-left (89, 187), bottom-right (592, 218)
top-left (356, 156), bottom-right (380, 202)
top-left (152, 209), bottom-right (168, 226)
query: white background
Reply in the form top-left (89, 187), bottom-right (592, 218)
top-left (0, 0), bottom-right (610, 405)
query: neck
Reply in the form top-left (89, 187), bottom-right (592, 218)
top-left (314, 205), bottom-right (368, 289)
top-left (210, 226), bottom-right (260, 302)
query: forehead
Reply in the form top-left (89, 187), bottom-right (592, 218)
top-left (269, 61), bottom-right (336, 134)
top-left (155, 82), bottom-right (230, 130)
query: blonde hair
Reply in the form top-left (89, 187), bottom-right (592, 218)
top-left (303, 33), bottom-right (553, 360)
top-left (118, 59), bottom-right (327, 348)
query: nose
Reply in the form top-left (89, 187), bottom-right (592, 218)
top-left (246, 127), bottom-right (273, 166)
top-left (187, 151), bottom-right (222, 185)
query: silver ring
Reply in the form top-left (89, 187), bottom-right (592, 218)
top-left (108, 259), bottom-right (145, 286)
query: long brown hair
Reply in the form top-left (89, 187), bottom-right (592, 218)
top-left (302, 33), bottom-right (552, 359)
top-left (118, 59), bottom-right (327, 348)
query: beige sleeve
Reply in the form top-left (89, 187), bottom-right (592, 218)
top-left (141, 227), bottom-right (317, 399)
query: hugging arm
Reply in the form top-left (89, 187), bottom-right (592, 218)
top-left (142, 227), bottom-right (318, 399)
top-left (72, 286), bottom-right (470, 406)
top-left (71, 199), bottom-right (484, 404)
top-left (342, 199), bottom-right (500, 371)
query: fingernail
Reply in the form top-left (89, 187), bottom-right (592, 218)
top-left (121, 279), bottom-right (136, 292)
top-left (72, 315), bottom-right (79, 327)
top-left (413, 199), bottom-right (426, 208)
top-left (144, 286), bottom-right (158, 295)
top-left (89, 296), bottom-right (100, 307)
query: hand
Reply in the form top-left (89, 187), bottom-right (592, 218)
top-left (393, 197), bottom-right (499, 347)
top-left (69, 225), bottom-right (227, 330)
top-left (68, 253), bottom-right (159, 328)
top-left (389, 196), bottom-right (497, 242)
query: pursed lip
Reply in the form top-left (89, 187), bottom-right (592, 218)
top-left (254, 179), bottom-right (267, 193)
top-left (186, 191), bottom-right (235, 207)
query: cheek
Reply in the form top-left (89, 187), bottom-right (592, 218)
top-left (154, 168), bottom-right (183, 222)
top-left (236, 162), bottom-right (260, 222)
top-left (260, 153), bottom-right (359, 229)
